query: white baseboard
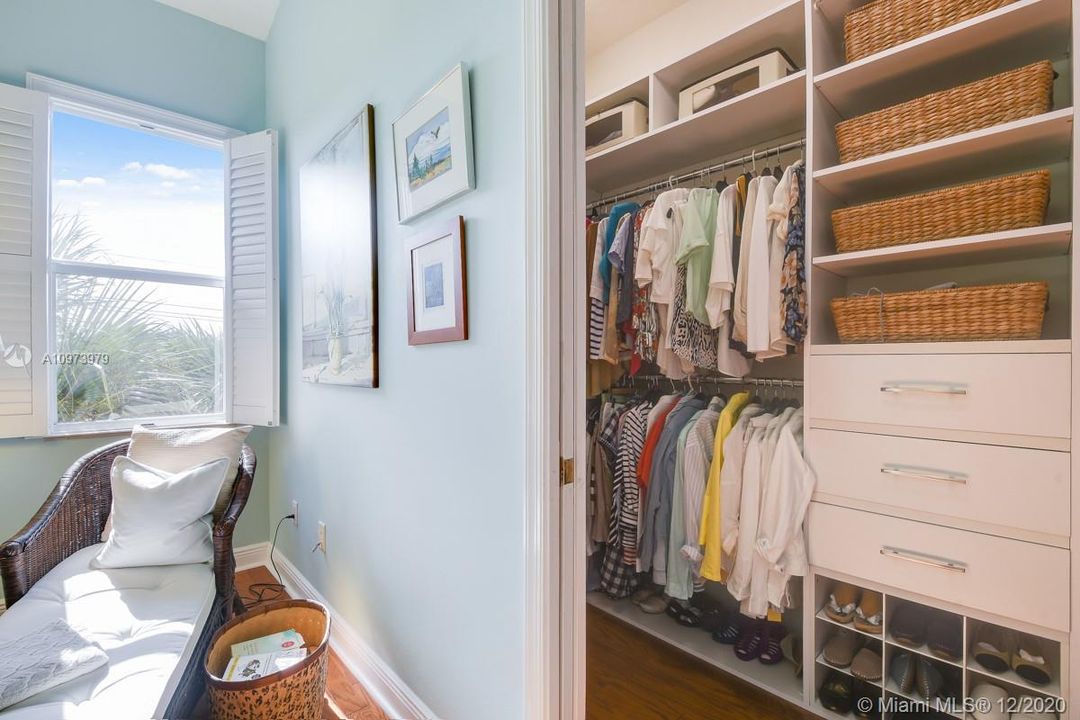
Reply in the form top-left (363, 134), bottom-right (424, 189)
top-left (265, 548), bottom-right (436, 720)
top-left (233, 542), bottom-right (271, 571)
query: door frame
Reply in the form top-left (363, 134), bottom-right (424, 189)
top-left (522, 0), bottom-right (586, 718)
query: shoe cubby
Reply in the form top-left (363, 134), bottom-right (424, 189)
top-left (811, 574), bottom-right (1068, 719)
top-left (967, 618), bottom-right (1064, 700)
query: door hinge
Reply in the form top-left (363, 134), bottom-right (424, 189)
top-left (560, 457), bottom-right (575, 486)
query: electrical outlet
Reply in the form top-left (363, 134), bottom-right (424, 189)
top-left (290, 500), bottom-right (299, 527)
top-left (317, 521), bottom-right (326, 554)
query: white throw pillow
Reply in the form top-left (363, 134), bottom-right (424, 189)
top-left (0, 618), bottom-right (108, 711)
top-left (101, 424), bottom-right (252, 540)
top-left (93, 456), bottom-right (233, 569)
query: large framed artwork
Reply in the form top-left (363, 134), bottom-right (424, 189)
top-left (392, 63), bottom-right (475, 223)
top-left (406, 217), bottom-right (467, 345)
top-left (299, 105), bottom-right (379, 387)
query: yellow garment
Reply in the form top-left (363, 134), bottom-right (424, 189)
top-left (697, 391), bottom-right (751, 582)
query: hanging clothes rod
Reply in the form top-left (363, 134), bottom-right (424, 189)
top-left (625, 375), bottom-right (804, 388)
top-left (586, 138), bottom-right (806, 212)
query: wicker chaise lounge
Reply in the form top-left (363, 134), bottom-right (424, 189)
top-left (0, 439), bottom-right (255, 719)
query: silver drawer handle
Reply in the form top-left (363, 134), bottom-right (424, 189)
top-left (880, 546), bottom-right (967, 573)
top-left (881, 464), bottom-right (968, 484)
top-left (881, 382), bottom-right (968, 396)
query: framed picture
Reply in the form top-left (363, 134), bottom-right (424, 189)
top-left (393, 63), bottom-right (475, 223)
top-left (406, 217), bottom-right (468, 345)
top-left (298, 105), bottom-right (379, 387)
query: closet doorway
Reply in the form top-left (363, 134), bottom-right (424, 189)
top-left (559, 2), bottom-right (815, 719)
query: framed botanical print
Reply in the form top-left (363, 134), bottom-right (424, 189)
top-left (392, 63), bottom-right (475, 223)
top-left (406, 217), bottom-right (467, 345)
top-left (298, 105), bottom-right (379, 387)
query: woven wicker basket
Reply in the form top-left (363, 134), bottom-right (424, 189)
top-left (831, 282), bottom-right (1048, 343)
top-left (844, 0), bottom-right (1017, 62)
top-left (205, 599), bottom-right (330, 720)
top-left (832, 169), bottom-right (1050, 254)
top-left (835, 61), bottom-right (1053, 164)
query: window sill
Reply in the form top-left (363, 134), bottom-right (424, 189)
top-left (44, 414), bottom-right (230, 440)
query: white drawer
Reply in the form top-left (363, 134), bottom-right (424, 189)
top-left (808, 353), bottom-right (1070, 441)
top-left (808, 429), bottom-right (1070, 541)
top-left (808, 503), bottom-right (1070, 632)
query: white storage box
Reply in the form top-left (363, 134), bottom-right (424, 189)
top-left (586, 100), bottom-right (648, 156)
top-left (678, 50), bottom-right (795, 119)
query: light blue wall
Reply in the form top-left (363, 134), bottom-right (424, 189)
top-left (0, 0), bottom-right (270, 550)
top-left (265, 1), bottom-right (526, 718)
top-left (0, 0), bottom-right (266, 131)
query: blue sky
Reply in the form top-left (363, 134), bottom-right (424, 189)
top-left (51, 111), bottom-right (225, 277)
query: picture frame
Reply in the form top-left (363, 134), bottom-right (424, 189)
top-left (298, 105), bottom-right (379, 387)
top-left (406, 217), bottom-right (468, 345)
top-left (392, 63), bottom-right (475, 223)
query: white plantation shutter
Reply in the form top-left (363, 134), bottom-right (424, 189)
top-left (224, 130), bottom-right (279, 427)
top-left (0, 83), bottom-right (46, 438)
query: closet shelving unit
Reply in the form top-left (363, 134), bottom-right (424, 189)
top-left (812, 572), bottom-right (1068, 719)
top-left (803, 0), bottom-right (1078, 716)
top-left (584, 0), bottom-right (811, 708)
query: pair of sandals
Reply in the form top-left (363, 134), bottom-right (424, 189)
top-left (969, 683), bottom-right (1058, 720)
top-left (972, 625), bottom-right (1054, 687)
top-left (891, 604), bottom-right (963, 663)
top-left (664, 599), bottom-right (703, 628)
top-left (711, 614), bottom-right (786, 665)
top-left (891, 651), bottom-right (954, 702)
top-left (822, 628), bottom-right (882, 682)
top-left (631, 587), bottom-right (669, 615)
top-left (825, 582), bottom-right (882, 634)
top-left (819, 671), bottom-right (880, 719)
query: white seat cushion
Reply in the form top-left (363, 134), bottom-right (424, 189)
top-left (0, 544), bottom-right (215, 720)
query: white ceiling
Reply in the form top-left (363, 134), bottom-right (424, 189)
top-left (585, 0), bottom-right (690, 57)
top-left (154, 0), bottom-right (280, 40)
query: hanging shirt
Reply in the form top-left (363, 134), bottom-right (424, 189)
top-left (665, 409), bottom-right (704, 601)
top-left (639, 396), bottom-right (706, 584)
top-left (753, 409), bottom-right (813, 615)
top-left (697, 391), bottom-right (751, 582)
top-left (588, 217), bottom-right (610, 360)
top-left (675, 188), bottom-right (719, 325)
top-left (678, 398), bottom-right (723, 581)
top-left (762, 164), bottom-right (800, 359)
top-left (781, 163), bottom-right (807, 345)
top-left (718, 403), bottom-right (767, 579)
top-left (635, 189), bottom-right (689, 305)
top-left (614, 400), bottom-right (653, 567)
top-left (599, 202), bottom-right (639, 297)
top-left (745, 174), bottom-right (779, 356)
top-left (732, 178), bottom-right (761, 345)
top-left (705, 185), bottom-right (753, 378)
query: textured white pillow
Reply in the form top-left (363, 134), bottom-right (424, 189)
top-left (0, 618), bottom-right (108, 711)
top-left (93, 456), bottom-right (232, 569)
top-left (102, 424), bottom-right (252, 540)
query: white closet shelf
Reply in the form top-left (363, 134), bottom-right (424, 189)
top-left (587, 593), bottom-right (804, 705)
top-left (585, 72), bottom-right (806, 195)
top-left (812, 224), bottom-right (1073, 277)
top-left (653, 0), bottom-right (806, 91)
top-left (883, 681), bottom-right (963, 719)
top-left (586, 77), bottom-right (649, 118)
top-left (965, 662), bottom-right (1063, 699)
top-left (884, 635), bottom-right (962, 670)
top-left (810, 339), bottom-right (1071, 355)
top-left (813, 0), bottom-right (1071, 115)
top-left (815, 654), bottom-right (883, 687)
top-left (813, 109), bottom-right (1073, 200)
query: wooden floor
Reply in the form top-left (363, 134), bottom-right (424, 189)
top-left (587, 605), bottom-right (817, 720)
top-left (194, 566), bottom-right (388, 720)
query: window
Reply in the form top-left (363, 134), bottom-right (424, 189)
top-left (0, 76), bottom-right (279, 438)
top-left (49, 111), bottom-right (227, 430)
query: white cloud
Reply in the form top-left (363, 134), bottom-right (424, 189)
top-left (56, 177), bottom-right (107, 189)
top-left (144, 163), bottom-right (194, 181)
top-left (123, 161), bottom-right (143, 172)
top-left (161, 181), bottom-right (177, 188)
